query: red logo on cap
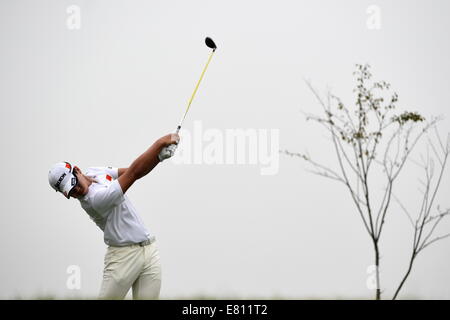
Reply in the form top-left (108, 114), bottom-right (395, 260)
top-left (106, 175), bottom-right (112, 181)
top-left (65, 163), bottom-right (71, 169)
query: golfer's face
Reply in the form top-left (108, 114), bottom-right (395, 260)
top-left (69, 167), bottom-right (86, 198)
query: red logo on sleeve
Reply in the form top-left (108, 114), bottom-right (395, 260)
top-left (106, 175), bottom-right (112, 181)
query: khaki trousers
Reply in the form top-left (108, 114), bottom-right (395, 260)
top-left (99, 240), bottom-right (161, 300)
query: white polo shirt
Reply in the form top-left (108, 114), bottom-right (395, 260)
top-left (78, 166), bottom-right (151, 246)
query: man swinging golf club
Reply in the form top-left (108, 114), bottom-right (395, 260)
top-left (48, 37), bottom-right (217, 300)
top-left (48, 133), bottom-right (179, 299)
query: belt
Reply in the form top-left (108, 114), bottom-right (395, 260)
top-left (137, 236), bottom-right (156, 247)
top-left (108, 236), bottom-right (156, 248)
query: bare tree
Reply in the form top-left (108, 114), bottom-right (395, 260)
top-left (391, 127), bottom-right (450, 299)
top-left (283, 64), bottom-right (450, 299)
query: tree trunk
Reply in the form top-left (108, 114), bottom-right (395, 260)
top-left (374, 241), bottom-right (381, 300)
top-left (392, 253), bottom-right (415, 300)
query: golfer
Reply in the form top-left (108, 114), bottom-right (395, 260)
top-left (48, 133), bottom-right (179, 299)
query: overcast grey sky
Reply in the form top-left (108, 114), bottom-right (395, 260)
top-left (1, 0), bottom-right (449, 299)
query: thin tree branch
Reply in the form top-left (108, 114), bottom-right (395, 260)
top-left (391, 193), bottom-right (415, 228)
top-left (419, 233), bottom-right (450, 252)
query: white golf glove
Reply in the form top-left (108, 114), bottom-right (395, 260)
top-left (158, 143), bottom-right (178, 162)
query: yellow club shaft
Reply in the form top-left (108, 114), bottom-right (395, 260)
top-left (177, 49), bottom-right (216, 133)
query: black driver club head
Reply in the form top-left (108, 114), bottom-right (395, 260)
top-left (205, 37), bottom-right (217, 51)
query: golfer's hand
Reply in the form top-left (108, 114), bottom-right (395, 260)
top-left (158, 133), bottom-right (180, 162)
top-left (159, 133), bottom-right (180, 147)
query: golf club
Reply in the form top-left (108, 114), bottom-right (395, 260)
top-left (158, 37), bottom-right (217, 161)
top-left (176, 36), bottom-right (217, 134)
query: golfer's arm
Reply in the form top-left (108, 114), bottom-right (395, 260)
top-left (118, 139), bottom-right (164, 193)
top-left (118, 168), bottom-right (128, 178)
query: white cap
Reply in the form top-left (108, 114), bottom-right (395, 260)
top-left (48, 162), bottom-right (77, 199)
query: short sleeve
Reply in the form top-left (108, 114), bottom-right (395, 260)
top-left (91, 180), bottom-right (124, 214)
top-left (87, 167), bottom-right (119, 179)
top-left (104, 167), bottom-right (119, 179)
